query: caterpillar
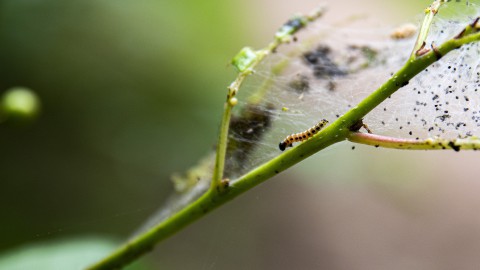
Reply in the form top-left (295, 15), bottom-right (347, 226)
top-left (279, 119), bottom-right (329, 151)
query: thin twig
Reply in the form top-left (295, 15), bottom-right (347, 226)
top-left (210, 6), bottom-right (326, 192)
top-left (347, 132), bottom-right (480, 151)
top-left (410, 0), bottom-right (444, 59)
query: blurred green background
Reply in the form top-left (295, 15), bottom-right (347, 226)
top-left (3, 0), bottom-right (480, 269)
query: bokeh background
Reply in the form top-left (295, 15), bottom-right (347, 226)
top-left (2, 0), bottom-right (480, 269)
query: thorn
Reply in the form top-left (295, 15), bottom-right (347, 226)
top-left (416, 42), bottom-right (430, 57)
top-left (362, 123), bottom-right (373, 134)
top-left (431, 42), bottom-right (442, 59)
top-left (471, 17), bottom-right (479, 28)
top-left (455, 28), bottom-right (467, 39)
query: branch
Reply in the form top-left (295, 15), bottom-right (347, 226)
top-left (348, 132), bottom-right (480, 151)
top-left (210, 6), bottom-right (326, 192)
top-left (87, 6), bottom-right (480, 270)
top-left (410, 0), bottom-right (444, 58)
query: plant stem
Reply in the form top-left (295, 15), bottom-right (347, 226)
top-left (87, 12), bottom-right (480, 270)
top-left (410, 0), bottom-right (443, 59)
top-left (211, 102), bottom-right (232, 191)
top-left (210, 7), bottom-right (325, 191)
top-left (347, 132), bottom-right (480, 151)
top-left (86, 128), bottom-right (343, 270)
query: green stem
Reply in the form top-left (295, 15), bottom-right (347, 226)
top-left (86, 189), bottom-right (218, 270)
top-left (211, 102), bottom-right (232, 191)
top-left (87, 13), bottom-right (480, 270)
top-left (210, 7), bottom-right (326, 190)
top-left (86, 129), bottom-right (343, 270)
top-left (410, 0), bottom-right (443, 59)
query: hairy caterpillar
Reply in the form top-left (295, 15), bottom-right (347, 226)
top-left (279, 119), bottom-right (329, 151)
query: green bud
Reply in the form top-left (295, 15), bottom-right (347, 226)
top-left (231, 47), bottom-right (258, 72)
top-left (1, 87), bottom-right (41, 121)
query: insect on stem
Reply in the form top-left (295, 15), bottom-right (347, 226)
top-left (279, 119), bottom-right (329, 151)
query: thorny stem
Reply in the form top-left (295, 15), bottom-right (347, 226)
top-left (347, 132), bottom-right (480, 151)
top-left (87, 5), bottom-right (480, 270)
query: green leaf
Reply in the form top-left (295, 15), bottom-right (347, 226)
top-left (231, 47), bottom-right (258, 72)
top-left (0, 237), bottom-right (148, 270)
